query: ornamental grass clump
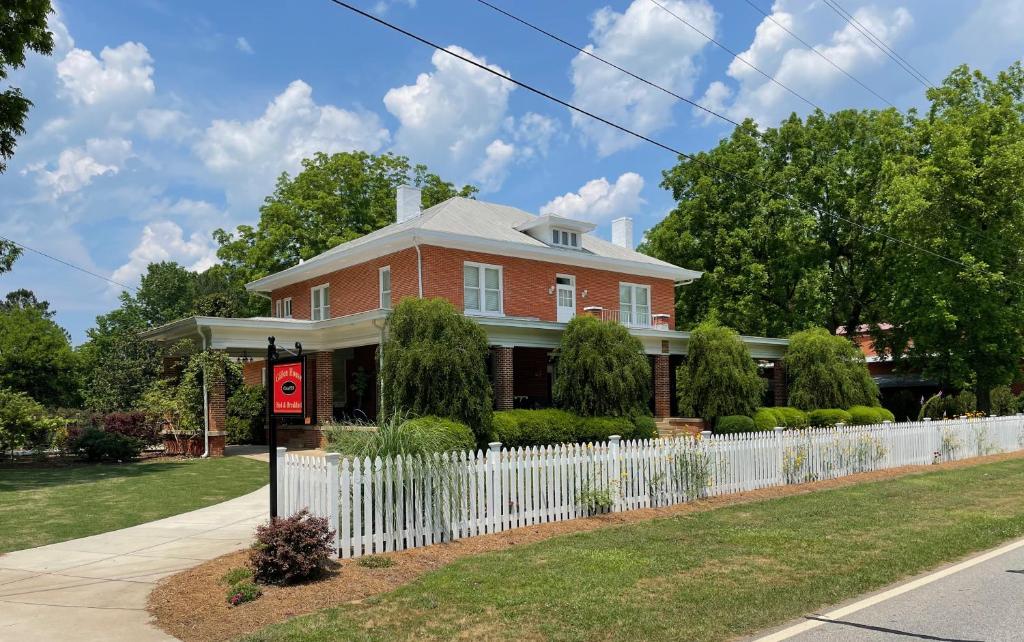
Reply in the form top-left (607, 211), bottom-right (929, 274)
top-left (250, 509), bottom-right (335, 585)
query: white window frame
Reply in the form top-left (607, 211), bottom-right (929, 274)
top-left (310, 283), bottom-right (330, 321)
top-left (619, 282), bottom-right (651, 326)
top-left (379, 266), bottom-right (392, 309)
top-left (275, 297), bottom-right (292, 319)
top-left (463, 261), bottom-right (504, 316)
top-left (550, 228), bottom-right (580, 248)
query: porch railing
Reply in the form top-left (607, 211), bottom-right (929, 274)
top-left (584, 307), bottom-right (670, 330)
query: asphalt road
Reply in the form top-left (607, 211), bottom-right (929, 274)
top-left (758, 540), bottom-right (1024, 642)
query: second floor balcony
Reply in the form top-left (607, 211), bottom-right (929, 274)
top-left (583, 306), bottom-right (672, 330)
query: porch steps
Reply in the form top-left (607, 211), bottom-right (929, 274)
top-left (654, 417), bottom-right (705, 438)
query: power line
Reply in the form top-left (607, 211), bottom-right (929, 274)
top-left (740, 0), bottom-right (897, 108)
top-left (822, 0), bottom-right (934, 89)
top-left (473, 0), bottom-right (745, 129)
top-left (645, 0), bottom-right (823, 112)
top-left (322, 0), bottom-right (1023, 287)
top-left (0, 234), bottom-right (137, 292)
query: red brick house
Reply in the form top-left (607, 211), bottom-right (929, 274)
top-left (143, 187), bottom-right (788, 452)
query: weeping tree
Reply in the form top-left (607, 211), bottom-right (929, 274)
top-left (786, 328), bottom-right (878, 410)
top-left (380, 298), bottom-right (492, 442)
top-left (552, 315), bottom-right (651, 417)
top-left (677, 320), bottom-right (764, 425)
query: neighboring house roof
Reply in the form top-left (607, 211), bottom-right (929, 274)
top-left (246, 197), bottom-right (702, 293)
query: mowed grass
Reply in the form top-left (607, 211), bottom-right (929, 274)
top-left (0, 456), bottom-right (268, 553)
top-left (247, 458), bottom-right (1024, 642)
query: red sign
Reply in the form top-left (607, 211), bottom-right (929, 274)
top-left (272, 360), bottom-right (304, 416)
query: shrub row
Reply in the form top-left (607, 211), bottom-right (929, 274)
top-left (743, 405), bottom-right (895, 433)
top-left (492, 409), bottom-right (657, 448)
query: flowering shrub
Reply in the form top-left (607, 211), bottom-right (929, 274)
top-left (102, 412), bottom-right (161, 446)
top-left (225, 580), bottom-right (261, 606)
top-left (250, 509), bottom-right (335, 585)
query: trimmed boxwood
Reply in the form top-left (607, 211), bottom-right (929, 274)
top-left (715, 415), bottom-right (756, 434)
top-left (848, 405), bottom-right (895, 425)
top-left (808, 408), bottom-right (852, 428)
top-left (492, 409), bottom-right (656, 448)
top-left (752, 407), bottom-right (810, 431)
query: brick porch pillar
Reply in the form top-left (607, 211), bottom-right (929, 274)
top-left (654, 354), bottom-right (671, 418)
top-left (314, 352), bottom-right (333, 447)
top-left (206, 376), bottom-right (226, 456)
top-left (493, 346), bottom-right (513, 410)
top-left (772, 360), bottom-right (787, 406)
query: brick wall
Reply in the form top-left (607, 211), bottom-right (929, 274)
top-left (653, 354), bottom-right (670, 418)
top-left (315, 351), bottom-right (333, 423)
top-left (420, 245), bottom-right (676, 328)
top-left (270, 248), bottom-right (419, 320)
top-left (242, 360), bottom-right (264, 387)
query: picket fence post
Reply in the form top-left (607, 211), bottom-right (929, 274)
top-left (325, 452), bottom-right (340, 556)
top-left (488, 441), bottom-right (501, 533)
top-left (608, 435), bottom-right (621, 512)
top-left (773, 427), bottom-right (784, 485)
top-left (275, 447), bottom-right (287, 517)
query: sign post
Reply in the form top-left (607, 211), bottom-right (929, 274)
top-left (266, 336), bottom-right (305, 519)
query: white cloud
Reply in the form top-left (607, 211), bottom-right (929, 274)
top-left (27, 138), bottom-right (133, 198)
top-left (236, 37), bottom-right (254, 54)
top-left (195, 80), bottom-right (390, 207)
top-left (540, 172), bottom-right (645, 223)
top-left (570, 0), bottom-right (716, 156)
top-left (135, 108), bottom-right (193, 141)
top-left (511, 112), bottom-right (560, 158)
top-left (384, 45), bottom-right (514, 179)
top-left (472, 139), bottom-right (517, 193)
top-left (111, 220), bottom-right (219, 287)
top-left (698, 2), bottom-right (914, 126)
top-left (56, 41), bottom-right (155, 105)
top-left (373, 0), bottom-right (417, 14)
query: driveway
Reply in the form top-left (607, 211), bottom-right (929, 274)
top-left (755, 538), bottom-right (1024, 642)
top-left (0, 486), bottom-right (268, 641)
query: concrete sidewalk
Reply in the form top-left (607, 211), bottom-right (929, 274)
top-left (0, 486), bottom-right (268, 641)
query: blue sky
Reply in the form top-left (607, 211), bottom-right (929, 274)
top-left (1, 0), bottom-right (1021, 343)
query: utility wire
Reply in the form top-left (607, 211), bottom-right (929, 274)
top-left (822, 0), bottom-right (934, 89)
top-left (740, 0), bottom-right (897, 108)
top-left (0, 234), bottom-right (138, 292)
top-left (322, 0), bottom-right (1022, 287)
top-left (474, 0), bottom-right (745, 129)
top-left (645, 0), bottom-right (823, 112)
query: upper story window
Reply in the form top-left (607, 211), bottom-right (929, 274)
top-left (464, 262), bottom-right (503, 315)
top-left (619, 282), bottom-right (650, 326)
top-left (311, 284), bottom-right (330, 321)
top-left (274, 297), bottom-right (292, 319)
top-left (550, 228), bottom-right (580, 248)
top-left (379, 266), bottom-right (392, 309)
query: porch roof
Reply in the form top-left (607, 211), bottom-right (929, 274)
top-left (141, 312), bottom-right (788, 359)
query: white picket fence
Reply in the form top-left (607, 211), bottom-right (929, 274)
top-left (276, 415), bottom-right (1024, 559)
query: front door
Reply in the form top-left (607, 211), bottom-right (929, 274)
top-left (556, 275), bottom-right (575, 323)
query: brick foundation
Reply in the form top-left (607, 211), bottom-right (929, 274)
top-left (493, 346), bottom-right (513, 410)
top-left (654, 354), bottom-right (671, 418)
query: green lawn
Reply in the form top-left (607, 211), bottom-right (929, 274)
top-left (0, 456), bottom-right (268, 553)
top-left (247, 458), bottom-right (1024, 642)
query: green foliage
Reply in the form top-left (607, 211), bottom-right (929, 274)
top-left (174, 350), bottom-right (243, 436)
top-left (752, 407), bottom-right (810, 431)
top-left (1, 288), bottom-right (52, 317)
top-left (847, 405), bottom-right (895, 425)
top-left (0, 387), bottom-right (55, 454)
top-left (918, 394), bottom-right (948, 421)
top-left (714, 415), bottom-right (756, 434)
top-left (226, 580), bottom-right (261, 607)
top-left (990, 386), bottom-right (1016, 416)
top-left (401, 416), bottom-right (476, 453)
top-left (917, 392), bottom-right (977, 420)
top-left (68, 428), bottom-right (142, 462)
top-left (491, 409), bottom-right (655, 448)
top-left (808, 409), bottom-right (853, 428)
top-left (753, 408), bottom-right (781, 432)
top-left (358, 556), bottom-right (395, 569)
top-left (250, 509), bottom-right (334, 586)
top-left (78, 305), bottom-right (166, 412)
top-left (222, 567), bottom-right (253, 586)
top-left (213, 151), bottom-right (476, 283)
top-left (328, 413), bottom-right (475, 459)
top-left (552, 315), bottom-right (651, 417)
top-left (676, 320), bottom-right (764, 424)
top-left (227, 384), bottom-right (265, 444)
top-left (380, 298), bottom-right (492, 439)
top-left (0, 306), bottom-right (79, 407)
top-left (785, 328), bottom-right (878, 411)
top-left (0, 0), bottom-right (55, 174)
top-left (0, 240), bottom-right (20, 274)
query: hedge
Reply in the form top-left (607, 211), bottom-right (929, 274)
top-left (715, 415), bottom-right (756, 434)
top-left (848, 405), bottom-right (895, 425)
top-left (402, 416), bottom-right (476, 453)
top-left (492, 409), bottom-right (657, 448)
top-left (752, 407), bottom-right (810, 431)
top-left (808, 408), bottom-right (852, 428)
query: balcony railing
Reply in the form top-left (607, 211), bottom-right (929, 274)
top-left (584, 307), bottom-right (671, 330)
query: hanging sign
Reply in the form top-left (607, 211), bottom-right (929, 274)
top-left (271, 356), bottom-right (305, 416)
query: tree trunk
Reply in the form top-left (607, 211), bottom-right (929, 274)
top-left (975, 382), bottom-right (991, 415)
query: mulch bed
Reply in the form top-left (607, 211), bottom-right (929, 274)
top-left (148, 450), bottom-right (1024, 642)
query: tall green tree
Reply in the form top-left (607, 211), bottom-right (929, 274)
top-left (785, 328), bottom-right (878, 411)
top-left (0, 240), bottom-right (20, 273)
top-left (1, 0), bottom-right (54, 174)
top-left (0, 306), bottom-right (78, 407)
top-left (642, 108), bottom-right (910, 337)
top-left (77, 304), bottom-right (165, 412)
top-left (676, 320), bottom-right (764, 424)
top-left (1, 288), bottom-right (52, 317)
top-left (877, 63), bottom-right (1024, 412)
top-left (213, 151), bottom-right (476, 282)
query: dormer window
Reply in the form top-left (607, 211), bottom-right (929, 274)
top-left (551, 228), bottom-right (579, 248)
